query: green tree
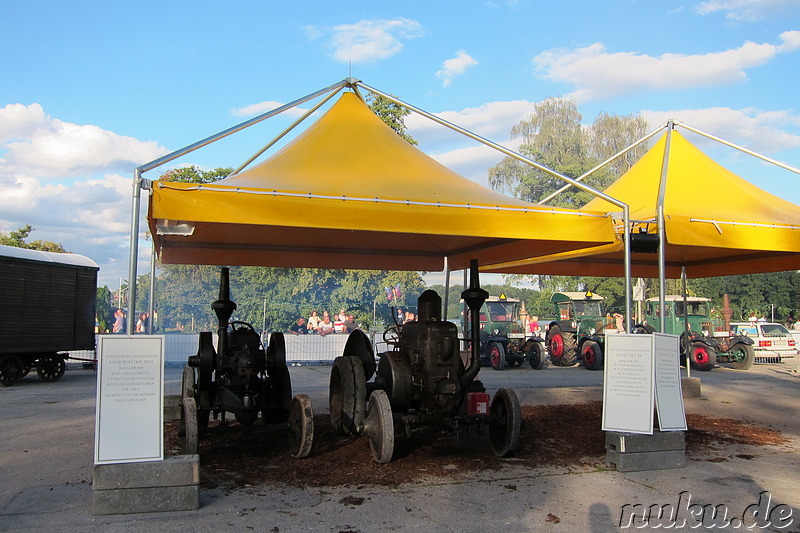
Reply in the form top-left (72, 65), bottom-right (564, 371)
top-left (0, 224), bottom-right (67, 252)
top-left (96, 286), bottom-right (115, 333)
top-left (366, 93), bottom-right (418, 145)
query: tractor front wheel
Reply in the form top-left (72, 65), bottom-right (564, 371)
top-left (487, 342), bottom-right (507, 370)
top-left (489, 388), bottom-right (521, 457)
top-left (688, 343), bottom-right (716, 372)
top-left (581, 341), bottom-right (603, 371)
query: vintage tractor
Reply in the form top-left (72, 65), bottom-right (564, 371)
top-left (473, 295), bottom-right (546, 371)
top-left (329, 260), bottom-right (522, 463)
top-left (639, 296), bottom-right (755, 371)
top-left (545, 291), bottom-right (616, 370)
top-left (180, 268), bottom-right (314, 458)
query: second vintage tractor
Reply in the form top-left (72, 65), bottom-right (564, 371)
top-left (180, 268), bottom-right (314, 459)
top-left (329, 260), bottom-right (522, 463)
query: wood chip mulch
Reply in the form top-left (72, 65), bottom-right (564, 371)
top-left (165, 401), bottom-right (791, 490)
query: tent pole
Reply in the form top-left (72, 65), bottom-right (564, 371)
top-left (657, 122), bottom-right (674, 333)
top-left (228, 87), bottom-right (344, 177)
top-left (443, 256), bottom-right (451, 319)
top-left (126, 168), bottom-right (144, 334)
top-left (682, 267), bottom-right (691, 378)
top-left (675, 122), bottom-right (800, 176)
top-left (355, 82), bottom-right (624, 210)
top-left (623, 206), bottom-right (632, 332)
top-left (126, 80), bottom-right (350, 329)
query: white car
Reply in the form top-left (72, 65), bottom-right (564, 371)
top-left (729, 322), bottom-right (798, 363)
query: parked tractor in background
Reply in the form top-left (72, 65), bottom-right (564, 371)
top-left (639, 296), bottom-right (755, 371)
top-left (180, 267), bottom-right (314, 458)
top-left (473, 295), bottom-right (546, 370)
top-left (545, 291), bottom-right (617, 370)
top-left (329, 260), bottom-right (521, 463)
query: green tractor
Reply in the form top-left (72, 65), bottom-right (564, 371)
top-left (640, 296), bottom-right (755, 371)
top-left (545, 291), bottom-right (616, 370)
top-left (473, 295), bottom-right (545, 370)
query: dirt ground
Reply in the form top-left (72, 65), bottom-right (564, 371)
top-left (165, 401), bottom-right (790, 490)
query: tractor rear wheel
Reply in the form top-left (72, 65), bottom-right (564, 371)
top-left (181, 397), bottom-right (199, 455)
top-left (689, 343), bottom-right (716, 371)
top-left (581, 341), bottom-right (603, 371)
top-left (329, 356), bottom-right (366, 436)
top-left (727, 343), bottom-right (755, 370)
top-left (487, 341), bottom-right (506, 370)
top-left (547, 325), bottom-right (577, 366)
top-left (489, 388), bottom-right (521, 457)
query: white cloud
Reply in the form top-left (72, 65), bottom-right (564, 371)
top-left (0, 104), bottom-right (170, 286)
top-left (533, 32), bottom-right (800, 101)
top-left (695, 0), bottom-right (800, 21)
top-left (640, 106), bottom-right (800, 153)
top-left (323, 18), bottom-right (424, 63)
top-left (0, 103), bottom-right (167, 178)
top-left (436, 50), bottom-right (478, 87)
top-left (230, 100), bottom-right (310, 119)
top-left (406, 100), bottom-right (536, 147)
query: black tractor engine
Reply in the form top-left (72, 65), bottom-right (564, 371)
top-left (330, 259), bottom-right (522, 463)
top-left (180, 267), bottom-right (314, 459)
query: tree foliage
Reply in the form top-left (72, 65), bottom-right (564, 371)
top-left (0, 224), bottom-right (68, 252)
top-left (488, 97), bottom-right (649, 208)
top-left (366, 93), bottom-right (418, 145)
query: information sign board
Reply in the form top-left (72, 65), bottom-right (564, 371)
top-left (654, 333), bottom-right (687, 431)
top-left (94, 335), bottom-right (165, 464)
top-left (602, 334), bottom-right (654, 434)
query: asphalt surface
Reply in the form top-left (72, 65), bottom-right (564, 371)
top-left (1, 359), bottom-right (799, 532)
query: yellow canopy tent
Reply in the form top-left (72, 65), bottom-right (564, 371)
top-left (485, 129), bottom-right (800, 278)
top-left (148, 91), bottom-right (616, 272)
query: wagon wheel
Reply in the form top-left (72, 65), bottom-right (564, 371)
top-left (0, 355), bottom-right (24, 387)
top-left (343, 330), bottom-right (377, 381)
top-left (36, 355), bottom-right (66, 382)
top-left (581, 341), bottom-right (603, 371)
top-left (288, 394), bottom-right (314, 459)
top-left (21, 361), bottom-right (32, 378)
top-left (526, 340), bottom-right (545, 370)
top-left (727, 343), bottom-right (755, 370)
top-left (263, 364), bottom-right (292, 424)
top-left (689, 343), bottom-right (716, 372)
top-left (329, 356), bottom-right (366, 436)
top-left (181, 397), bottom-right (199, 455)
top-left (487, 341), bottom-right (506, 370)
top-left (266, 332), bottom-right (287, 373)
top-left (363, 390), bottom-right (395, 464)
top-left (489, 388), bottom-right (521, 457)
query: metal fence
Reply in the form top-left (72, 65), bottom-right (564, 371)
top-left (71, 332), bottom-right (385, 367)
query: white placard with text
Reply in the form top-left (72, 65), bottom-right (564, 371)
top-left (94, 335), bottom-right (165, 464)
top-left (602, 333), bottom-right (654, 435)
top-left (654, 333), bottom-right (687, 431)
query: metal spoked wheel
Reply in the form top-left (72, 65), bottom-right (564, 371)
top-left (288, 394), bottom-right (314, 459)
top-left (581, 341), bottom-right (603, 371)
top-left (329, 356), bottom-right (366, 436)
top-left (36, 355), bottom-right (66, 382)
top-left (488, 341), bottom-right (506, 370)
top-left (0, 355), bottom-right (25, 387)
top-left (181, 365), bottom-right (195, 401)
top-left (182, 397), bottom-right (199, 455)
top-left (363, 390), bottom-right (395, 464)
top-left (489, 388), bottom-right (521, 457)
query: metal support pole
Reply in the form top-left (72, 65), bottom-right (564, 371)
top-left (656, 122), bottom-right (674, 333)
top-left (443, 256), bottom-right (451, 319)
top-left (148, 239), bottom-right (155, 334)
top-left (682, 266), bottom-right (691, 378)
top-left (126, 168), bottom-right (143, 334)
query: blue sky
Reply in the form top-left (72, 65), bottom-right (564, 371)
top-left (2, 0), bottom-right (800, 288)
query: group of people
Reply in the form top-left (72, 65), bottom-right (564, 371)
top-left (289, 310), bottom-right (358, 336)
top-left (111, 308), bottom-right (151, 333)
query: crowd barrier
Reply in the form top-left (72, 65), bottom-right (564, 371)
top-left (71, 332), bottom-right (387, 367)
